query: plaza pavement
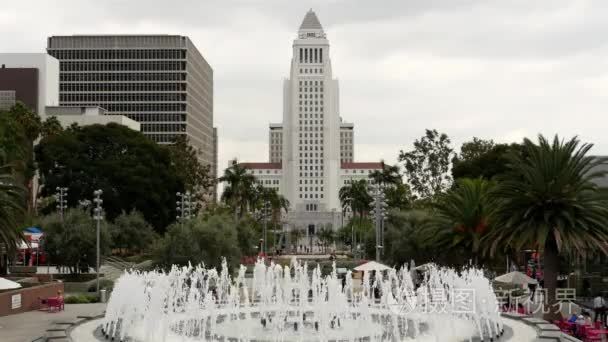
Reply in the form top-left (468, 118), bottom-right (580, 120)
top-left (0, 303), bottom-right (106, 342)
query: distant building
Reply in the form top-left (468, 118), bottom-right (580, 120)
top-left (239, 10), bottom-right (383, 233)
top-left (47, 35), bottom-right (217, 181)
top-left (45, 106), bottom-right (140, 131)
top-left (0, 53), bottom-right (60, 115)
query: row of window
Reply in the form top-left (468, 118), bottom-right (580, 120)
top-left (145, 133), bottom-right (181, 143)
top-left (299, 140), bottom-right (324, 145)
top-left (299, 153), bottom-right (324, 158)
top-left (341, 152), bottom-right (353, 157)
top-left (258, 179), bottom-right (280, 185)
top-left (299, 165), bottom-right (324, 171)
top-left (141, 123), bottom-right (186, 133)
top-left (299, 120), bottom-right (323, 125)
top-left (252, 170), bottom-right (280, 174)
top-left (300, 179), bottom-right (323, 185)
top-left (299, 87), bottom-right (323, 93)
top-left (299, 113), bottom-right (323, 119)
top-left (50, 49), bottom-right (187, 60)
top-left (59, 61), bottom-right (186, 72)
top-left (299, 48), bottom-right (323, 64)
top-left (60, 73), bottom-right (186, 82)
top-left (298, 106), bottom-right (323, 112)
top-left (299, 159), bottom-right (324, 165)
top-left (58, 103), bottom-right (187, 112)
top-left (128, 113), bottom-right (186, 122)
top-left (300, 193), bottom-right (323, 199)
top-left (305, 204), bottom-right (319, 212)
top-left (60, 82), bottom-right (186, 92)
top-left (299, 80), bottom-right (323, 86)
top-left (300, 186), bottom-right (324, 192)
top-left (300, 172), bottom-right (323, 177)
top-left (60, 93), bottom-right (186, 102)
top-left (300, 68), bottom-right (323, 74)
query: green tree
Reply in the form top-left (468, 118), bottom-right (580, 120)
top-left (339, 179), bottom-right (372, 228)
top-left (35, 123), bottom-right (182, 232)
top-left (0, 163), bottom-right (26, 274)
top-left (485, 135), bottom-right (608, 320)
top-left (384, 182), bottom-right (412, 210)
top-left (41, 209), bottom-right (111, 274)
top-left (425, 178), bottom-right (495, 264)
top-left (154, 214), bottom-right (242, 270)
top-left (317, 226), bottom-right (334, 253)
top-left (382, 210), bottom-right (435, 266)
top-left (399, 129), bottom-right (453, 199)
top-left (40, 116), bottom-right (64, 139)
top-left (109, 211), bottom-right (158, 255)
top-left (454, 137), bottom-right (495, 163)
top-left (220, 161), bottom-right (256, 218)
top-left (369, 161), bottom-right (402, 187)
top-left (452, 142), bottom-right (525, 181)
top-left (166, 135), bottom-right (215, 211)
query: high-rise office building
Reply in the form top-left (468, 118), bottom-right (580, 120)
top-left (241, 10), bottom-right (382, 233)
top-left (47, 35), bottom-right (216, 179)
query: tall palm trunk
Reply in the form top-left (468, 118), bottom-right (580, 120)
top-left (544, 234), bottom-right (561, 321)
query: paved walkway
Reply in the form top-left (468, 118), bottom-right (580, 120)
top-left (0, 303), bottom-right (106, 342)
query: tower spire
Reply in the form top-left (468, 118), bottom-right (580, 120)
top-left (299, 9), bottom-right (323, 31)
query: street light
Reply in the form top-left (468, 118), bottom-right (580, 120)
top-left (93, 189), bottom-right (103, 294)
top-left (370, 185), bottom-right (388, 262)
top-left (54, 187), bottom-right (68, 221)
top-left (176, 191), bottom-right (193, 222)
top-left (262, 200), bottom-right (270, 255)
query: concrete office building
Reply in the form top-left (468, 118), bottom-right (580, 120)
top-left (240, 10), bottom-right (383, 234)
top-left (47, 35), bottom-right (217, 179)
top-left (45, 106), bottom-right (140, 131)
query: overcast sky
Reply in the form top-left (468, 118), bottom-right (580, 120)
top-left (2, 0), bottom-right (607, 171)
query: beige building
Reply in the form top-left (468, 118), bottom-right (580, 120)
top-left (47, 35), bottom-right (216, 180)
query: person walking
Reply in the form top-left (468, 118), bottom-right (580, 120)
top-left (593, 293), bottom-right (606, 327)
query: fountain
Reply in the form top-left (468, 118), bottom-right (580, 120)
top-left (96, 258), bottom-right (510, 342)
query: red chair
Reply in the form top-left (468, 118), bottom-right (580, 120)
top-left (46, 297), bottom-right (64, 312)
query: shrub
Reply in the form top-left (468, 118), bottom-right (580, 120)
top-left (87, 279), bottom-right (114, 292)
top-left (65, 294), bottom-right (99, 304)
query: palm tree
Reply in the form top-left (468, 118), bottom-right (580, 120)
top-left (485, 135), bottom-right (608, 320)
top-left (317, 226), bottom-right (334, 253)
top-left (425, 178), bottom-right (494, 265)
top-left (339, 179), bottom-right (372, 225)
top-left (0, 163), bottom-right (26, 269)
top-left (219, 161), bottom-right (256, 218)
top-left (369, 161), bottom-right (402, 187)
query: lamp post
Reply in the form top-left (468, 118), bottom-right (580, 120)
top-left (176, 191), bottom-right (193, 223)
top-left (93, 189), bottom-right (103, 294)
top-left (54, 187), bottom-right (68, 222)
top-left (262, 201), bottom-right (270, 255)
top-left (370, 186), bottom-right (387, 262)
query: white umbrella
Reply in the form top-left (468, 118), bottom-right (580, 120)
top-left (353, 261), bottom-right (391, 272)
top-left (0, 277), bottom-right (22, 290)
top-left (494, 271), bottom-right (538, 285)
top-left (415, 263), bottom-right (436, 271)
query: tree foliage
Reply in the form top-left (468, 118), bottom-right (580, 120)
top-left (154, 214), bottom-right (243, 270)
top-left (220, 161), bottom-right (256, 217)
top-left (109, 211), bottom-right (158, 254)
top-left (399, 129), bottom-right (453, 199)
top-left (35, 123), bottom-right (182, 232)
top-left (485, 135), bottom-right (608, 319)
top-left (40, 209), bottom-right (111, 274)
top-left (0, 164), bottom-right (26, 254)
top-left (166, 135), bottom-right (215, 211)
top-left (40, 116), bottom-right (64, 139)
top-left (452, 142), bottom-right (524, 181)
top-left (424, 178), bottom-right (495, 264)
